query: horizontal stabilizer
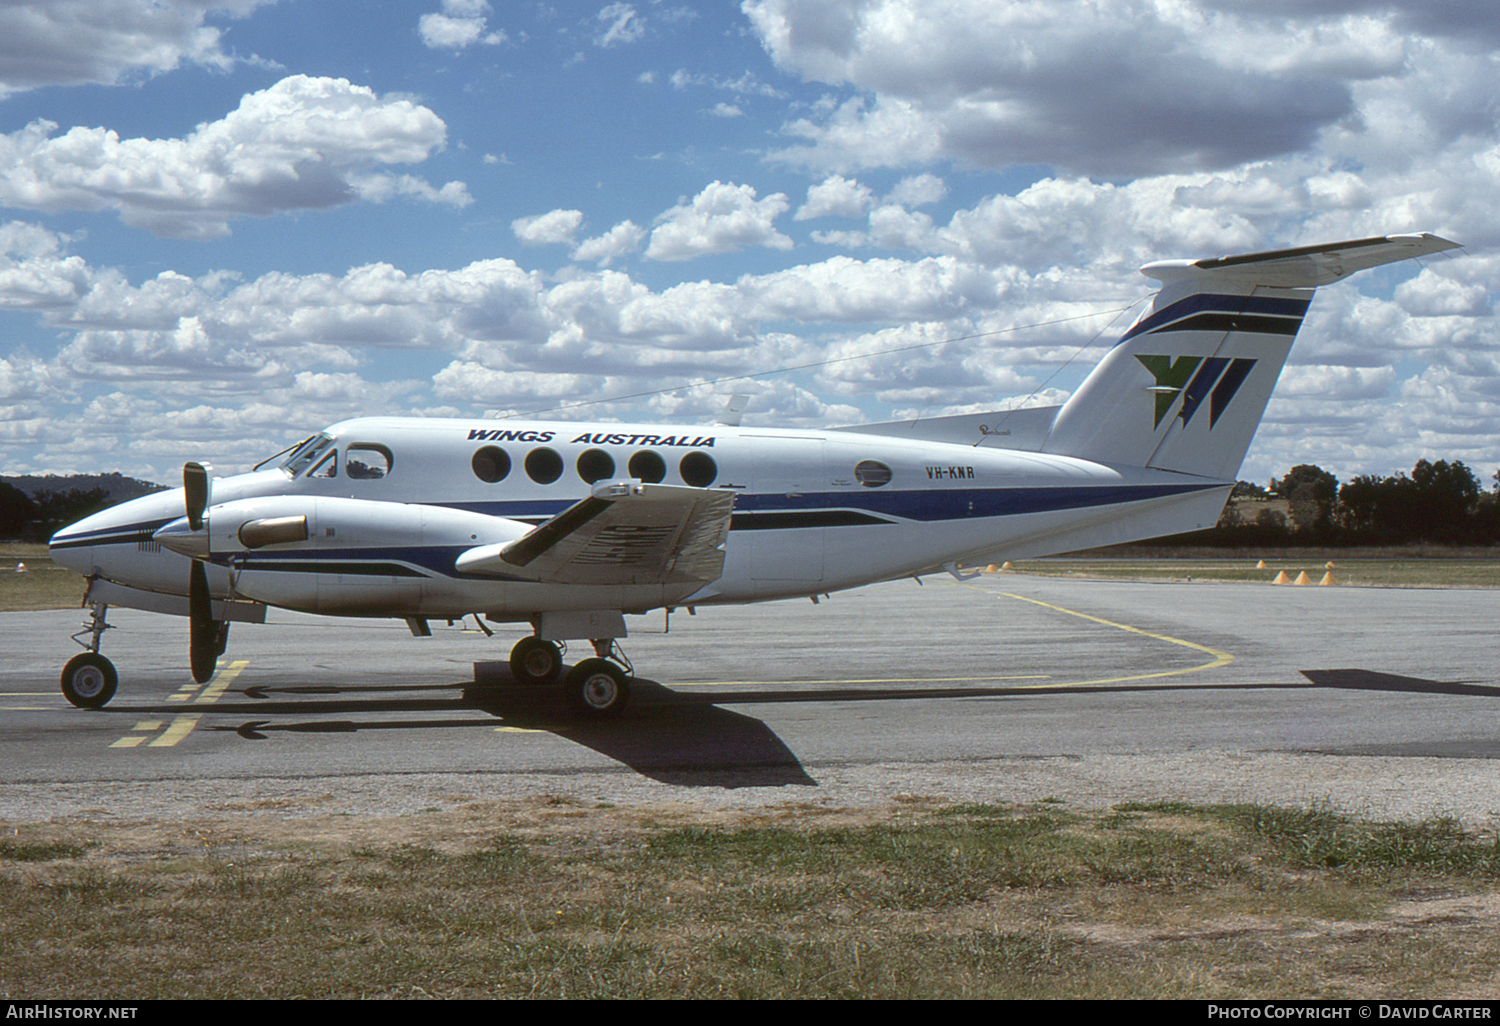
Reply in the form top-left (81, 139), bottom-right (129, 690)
top-left (456, 481), bottom-right (735, 587)
top-left (1142, 232), bottom-right (1460, 288)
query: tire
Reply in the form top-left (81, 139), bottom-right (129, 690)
top-left (61, 653), bottom-right (118, 709)
top-left (564, 658), bottom-right (630, 718)
top-left (509, 636), bottom-right (563, 686)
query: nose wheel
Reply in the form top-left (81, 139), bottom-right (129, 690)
top-left (61, 652), bottom-right (117, 709)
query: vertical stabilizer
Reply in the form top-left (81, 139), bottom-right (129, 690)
top-left (1041, 233), bottom-right (1460, 480)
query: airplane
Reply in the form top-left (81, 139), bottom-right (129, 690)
top-left (47, 232), bottom-right (1461, 717)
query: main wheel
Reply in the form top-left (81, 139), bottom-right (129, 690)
top-left (61, 653), bottom-right (118, 709)
top-left (509, 636), bottom-right (563, 686)
top-left (564, 658), bottom-right (630, 718)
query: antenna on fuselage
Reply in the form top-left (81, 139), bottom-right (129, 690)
top-left (716, 394), bottom-right (750, 427)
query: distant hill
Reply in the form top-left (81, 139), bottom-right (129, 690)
top-left (1, 472), bottom-right (167, 502)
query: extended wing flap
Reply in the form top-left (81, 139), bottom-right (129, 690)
top-left (455, 481), bottom-right (735, 587)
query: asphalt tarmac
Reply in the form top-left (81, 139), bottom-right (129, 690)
top-left (4, 573), bottom-right (1499, 825)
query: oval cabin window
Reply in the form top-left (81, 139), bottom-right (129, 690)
top-left (472, 446), bottom-right (511, 483)
top-left (628, 450), bottom-right (666, 484)
top-left (576, 448), bottom-right (615, 484)
top-left (679, 451), bottom-right (717, 487)
top-left (525, 447), bottom-right (564, 485)
top-left (855, 460), bottom-right (892, 487)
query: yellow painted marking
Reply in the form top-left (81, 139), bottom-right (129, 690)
top-left (196, 660), bottom-right (248, 703)
top-left (148, 714), bottom-right (201, 747)
top-left (494, 726), bottom-right (548, 733)
top-left (991, 590), bottom-right (1234, 687)
top-left (110, 661), bottom-right (249, 750)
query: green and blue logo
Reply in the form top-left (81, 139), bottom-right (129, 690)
top-left (1137, 355), bottom-right (1257, 429)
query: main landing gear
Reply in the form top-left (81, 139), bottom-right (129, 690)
top-left (506, 635), bottom-right (632, 719)
top-left (61, 598), bottom-right (118, 709)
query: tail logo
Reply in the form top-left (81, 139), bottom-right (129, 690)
top-left (1138, 355), bottom-right (1257, 429)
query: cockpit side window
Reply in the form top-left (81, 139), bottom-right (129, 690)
top-left (346, 443), bottom-right (393, 480)
top-left (283, 434), bottom-right (336, 477)
top-left (309, 449), bottom-right (338, 479)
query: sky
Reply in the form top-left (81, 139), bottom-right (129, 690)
top-left (0, 0), bottom-right (1495, 489)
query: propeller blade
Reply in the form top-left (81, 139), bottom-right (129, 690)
top-left (184, 462), bottom-right (211, 532)
top-left (188, 560), bottom-right (225, 684)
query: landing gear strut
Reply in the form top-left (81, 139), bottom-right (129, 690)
top-left (62, 597), bottom-right (117, 709)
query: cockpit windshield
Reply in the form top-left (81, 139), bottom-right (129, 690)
top-left (280, 433), bottom-right (336, 477)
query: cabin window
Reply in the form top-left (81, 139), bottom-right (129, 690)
top-left (629, 450), bottom-right (665, 484)
top-left (472, 446), bottom-right (512, 483)
top-left (525, 447), bottom-right (564, 484)
top-left (679, 451), bottom-right (717, 487)
top-left (855, 460), bottom-right (893, 488)
top-left (576, 448), bottom-right (615, 484)
top-left (346, 443), bottom-right (393, 480)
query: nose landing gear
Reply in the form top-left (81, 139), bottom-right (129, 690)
top-left (62, 596), bottom-right (117, 709)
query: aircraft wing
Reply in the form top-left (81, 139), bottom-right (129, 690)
top-left (455, 481), bottom-right (735, 587)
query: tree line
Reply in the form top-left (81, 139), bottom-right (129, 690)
top-left (0, 483), bottom-right (116, 540)
top-left (1209, 458), bottom-right (1500, 547)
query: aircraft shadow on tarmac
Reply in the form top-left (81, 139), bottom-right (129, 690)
top-left (190, 671), bottom-right (819, 789)
top-left (147, 664), bottom-right (1500, 787)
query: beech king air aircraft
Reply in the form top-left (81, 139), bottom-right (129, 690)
top-left (48, 232), bottom-right (1460, 717)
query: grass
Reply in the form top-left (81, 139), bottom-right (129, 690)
top-left (0, 543), bottom-right (85, 611)
top-left (2, 800), bottom-right (1498, 999)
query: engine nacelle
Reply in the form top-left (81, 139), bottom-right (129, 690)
top-left (155, 496), bottom-right (532, 615)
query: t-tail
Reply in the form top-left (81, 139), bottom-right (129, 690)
top-left (1042, 233), bottom-right (1461, 480)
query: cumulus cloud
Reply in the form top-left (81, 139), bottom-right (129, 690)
top-left (645, 181), bottom-right (793, 260)
top-left (0, 0), bottom-right (275, 98)
top-left (7, 3), bottom-right (1500, 484)
top-left (512, 209), bottom-right (585, 246)
top-left (0, 76), bottom-right (466, 238)
top-left (745, 0), bottom-right (1358, 176)
top-left (572, 221), bottom-right (647, 266)
top-left (795, 174), bottom-right (874, 221)
top-left (419, 0), bottom-right (506, 49)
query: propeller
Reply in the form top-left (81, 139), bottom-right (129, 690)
top-left (181, 462), bottom-right (228, 683)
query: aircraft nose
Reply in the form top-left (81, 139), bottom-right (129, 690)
top-left (48, 521), bottom-right (95, 576)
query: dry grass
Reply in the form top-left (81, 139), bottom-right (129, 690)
top-left (0, 543), bottom-right (84, 611)
top-left (3, 799), bottom-right (1499, 999)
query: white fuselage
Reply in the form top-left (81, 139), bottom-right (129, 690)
top-left (49, 415), bottom-right (1231, 623)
